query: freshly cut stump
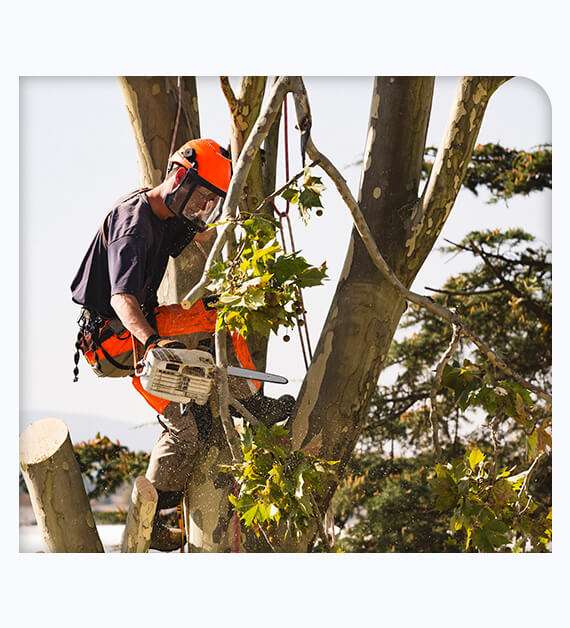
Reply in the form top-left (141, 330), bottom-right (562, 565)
top-left (121, 476), bottom-right (158, 553)
top-left (19, 417), bottom-right (103, 553)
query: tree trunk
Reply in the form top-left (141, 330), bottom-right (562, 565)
top-left (19, 418), bottom-right (104, 553)
top-left (291, 77), bottom-right (434, 459)
top-left (287, 76), bottom-right (506, 550)
top-left (183, 420), bottom-right (235, 552)
top-left (121, 476), bottom-right (158, 553)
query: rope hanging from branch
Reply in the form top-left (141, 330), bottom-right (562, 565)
top-left (272, 94), bottom-right (313, 370)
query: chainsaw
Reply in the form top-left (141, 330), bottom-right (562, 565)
top-left (138, 347), bottom-right (288, 405)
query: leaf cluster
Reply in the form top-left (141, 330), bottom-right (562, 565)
top-left (336, 229), bottom-right (551, 553)
top-left (442, 360), bottom-right (536, 431)
top-left (222, 424), bottom-right (338, 545)
top-left (207, 214), bottom-right (327, 337)
top-left (280, 167), bottom-right (325, 222)
top-left (431, 446), bottom-right (551, 552)
top-left (335, 452), bottom-right (462, 552)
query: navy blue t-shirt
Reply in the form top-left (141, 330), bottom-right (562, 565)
top-left (71, 190), bottom-right (201, 319)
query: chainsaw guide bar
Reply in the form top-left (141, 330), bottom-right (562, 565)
top-left (139, 348), bottom-right (288, 405)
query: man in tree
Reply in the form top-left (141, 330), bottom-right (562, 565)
top-left (71, 138), bottom-right (294, 550)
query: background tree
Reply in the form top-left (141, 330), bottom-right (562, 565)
top-left (334, 228), bottom-right (551, 552)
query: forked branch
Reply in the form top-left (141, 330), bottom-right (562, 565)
top-left (289, 77), bottom-right (551, 405)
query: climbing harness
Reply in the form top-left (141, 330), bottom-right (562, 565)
top-left (272, 94), bottom-right (314, 370)
top-left (73, 309), bottom-right (133, 381)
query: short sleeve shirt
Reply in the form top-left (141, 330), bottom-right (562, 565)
top-left (71, 190), bottom-right (200, 319)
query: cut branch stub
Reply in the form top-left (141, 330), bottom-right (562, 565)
top-left (121, 476), bottom-right (158, 553)
top-left (19, 418), bottom-right (104, 553)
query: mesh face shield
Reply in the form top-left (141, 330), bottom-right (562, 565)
top-left (165, 167), bottom-right (224, 221)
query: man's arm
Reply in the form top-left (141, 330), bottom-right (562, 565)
top-left (110, 293), bottom-right (155, 345)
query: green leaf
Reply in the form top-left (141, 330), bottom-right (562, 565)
top-left (482, 519), bottom-right (510, 548)
top-left (298, 188), bottom-right (323, 210)
top-left (281, 188), bottom-right (299, 204)
top-left (472, 528), bottom-right (494, 552)
top-left (468, 447), bottom-right (485, 470)
top-left (241, 505), bottom-right (259, 527)
top-left (491, 479), bottom-right (515, 508)
top-left (219, 293), bottom-right (241, 304)
top-left (297, 264), bottom-right (328, 288)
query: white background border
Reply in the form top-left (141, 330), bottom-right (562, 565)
top-left (3, 1), bottom-right (566, 626)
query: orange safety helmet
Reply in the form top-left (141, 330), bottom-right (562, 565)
top-left (165, 138), bottom-right (232, 220)
top-left (168, 138), bottom-right (232, 194)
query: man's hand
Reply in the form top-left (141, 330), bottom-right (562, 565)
top-left (143, 335), bottom-right (187, 358)
top-left (135, 336), bottom-right (188, 376)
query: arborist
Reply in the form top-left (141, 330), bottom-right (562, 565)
top-left (71, 138), bottom-right (294, 551)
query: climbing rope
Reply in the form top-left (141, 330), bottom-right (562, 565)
top-left (272, 95), bottom-right (314, 370)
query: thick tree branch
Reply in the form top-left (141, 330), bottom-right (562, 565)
top-left (220, 76), bottom-right (238, 113)
top-left (262, 88), bottom-right (282, 198)
top-left (119, 76), bottom-right (201, 186)
top-left (405, 77), bottom-right (511, 267)
top-left (215, 334), bottom-right (243, 462)
top-left (290, 79), bottom-right (551, 405)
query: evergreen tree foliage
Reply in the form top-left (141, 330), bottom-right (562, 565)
top-left (335, 229), bottom-right (551, 552)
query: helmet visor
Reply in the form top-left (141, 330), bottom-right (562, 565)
top-left (180, 185), bottom-right (221, 221)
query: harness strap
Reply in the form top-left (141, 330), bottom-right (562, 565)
top-left (98, 342), bottom-right (134, 371)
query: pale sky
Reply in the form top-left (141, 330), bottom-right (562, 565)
top-left (19, 77), bottom-right (551, 450)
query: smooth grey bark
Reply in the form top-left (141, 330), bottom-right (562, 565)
top-left (291, 77), bottom-right (435, 460)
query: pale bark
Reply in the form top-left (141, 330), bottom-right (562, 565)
top-left (121, 476), bottom-right (158, 553)
top-left (219, 76), bottom-right (275, 371)
top-left (19, 418), bottom-right (104, 553)
top-left (221, 76), bottom-right (267, 214)
top-left (215, 331), bottom-right (243, 462)
top-left (183, 421), bottom-right (235, 552)
top-left (406, 77), bottom-right (509, 271)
